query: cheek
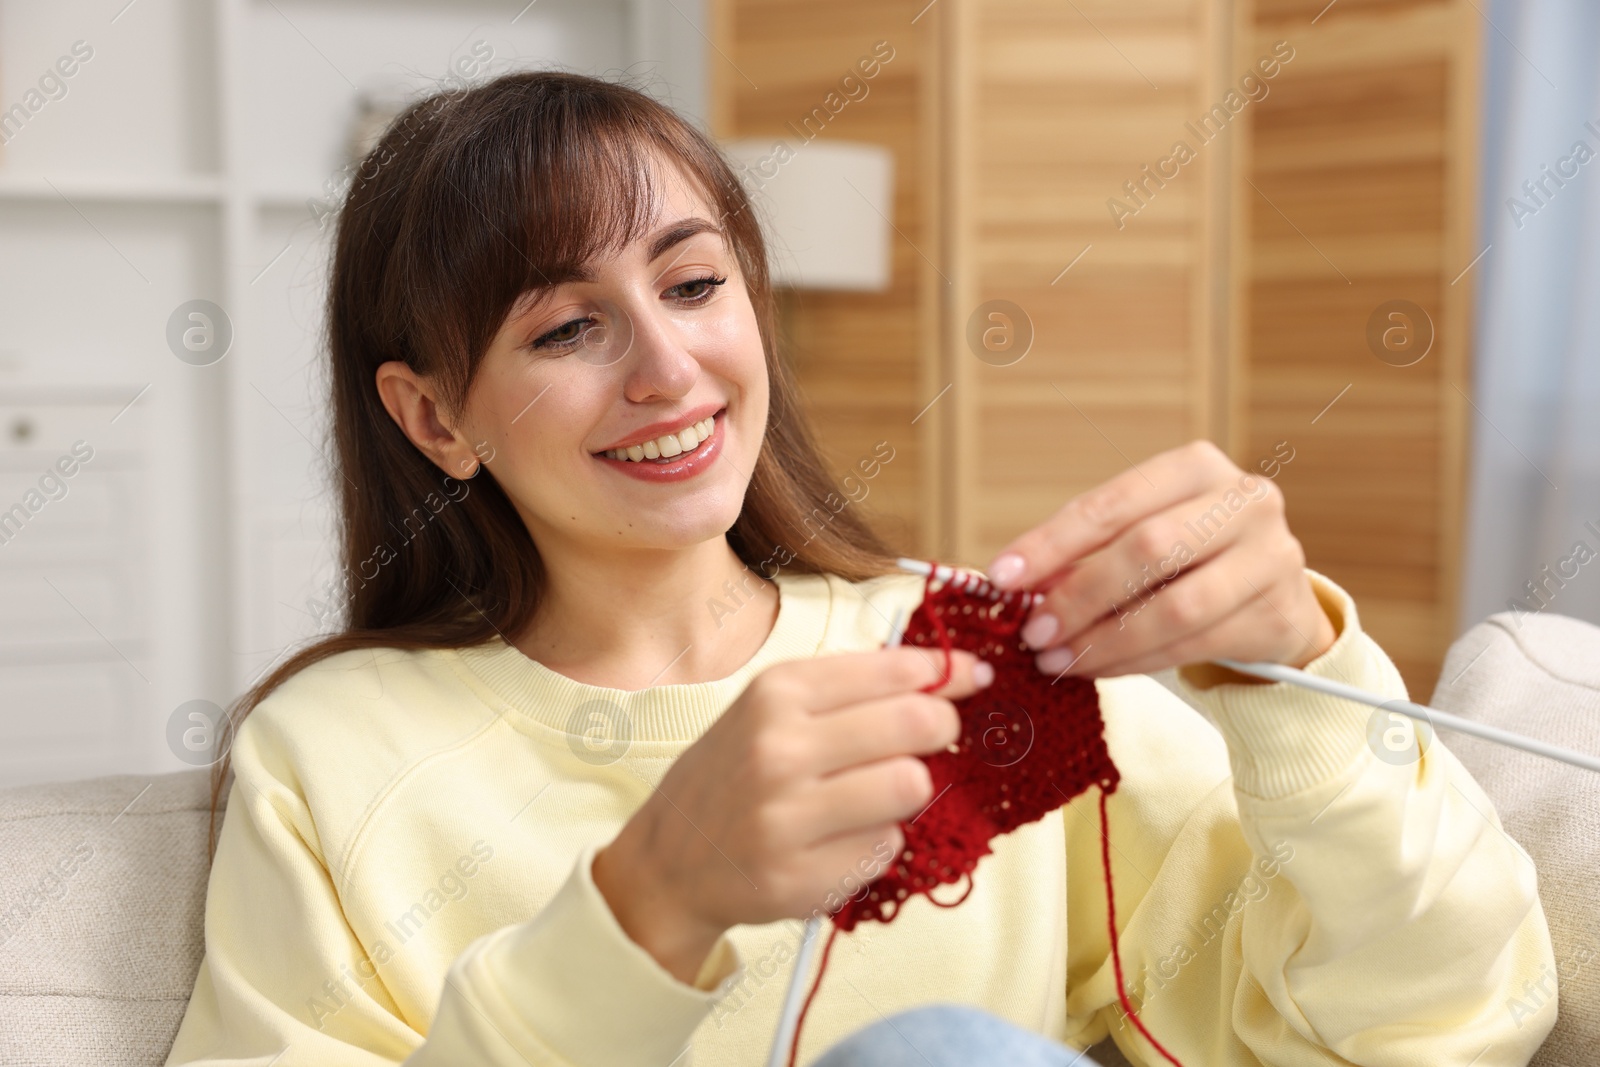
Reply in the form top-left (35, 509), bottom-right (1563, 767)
top-left (687, 294), bottom-right (762, 365)
top-left (703, 295), bottom-right (768, 401)
top-left (507, 375), bottom-right (605, 465)
top-left (489, 393), bottom-right (608, 526)
top-left (471, 358), bottom-right (600, 480)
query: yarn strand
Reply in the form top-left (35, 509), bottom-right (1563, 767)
top-left (786, 924), bottom-right (841, 1067)
top-left (1099, 787), bottom-right (1185, 1067)
top-left (781, 561), bottom-right (1182, 1067)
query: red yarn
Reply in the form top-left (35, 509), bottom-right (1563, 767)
top-left (786, 561), bottom-right (1184, 1067)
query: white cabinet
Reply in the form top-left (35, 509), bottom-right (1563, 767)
top-left (0, 0), bottom-right (706, 786)
top-left (0, 392), bottom-right (147, 783)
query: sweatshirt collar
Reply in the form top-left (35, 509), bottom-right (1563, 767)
top-left (448, 571), bottom-right (833, 743)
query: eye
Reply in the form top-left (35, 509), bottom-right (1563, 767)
top-left (667, 274), bottom-right (727, 304)
top-left (528, 316), bottom-right (595, 352)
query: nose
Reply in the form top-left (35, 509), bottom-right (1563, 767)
top-left (618, 299), bottom-right (699, 404)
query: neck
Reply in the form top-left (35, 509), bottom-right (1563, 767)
top-left (512, 533), bottom-right (778, 690)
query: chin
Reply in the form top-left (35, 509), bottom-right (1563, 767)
top-left (611, 489), bottom-right (748, 550)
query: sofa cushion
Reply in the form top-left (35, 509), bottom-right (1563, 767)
top-left (0, 761), bottom-right (1136, 1067)
top-left (1430, 610), bottom-right (1600, 1067)
top-left (0, 768), bottom-right (223, 1067)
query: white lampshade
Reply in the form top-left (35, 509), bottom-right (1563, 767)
top-left (719, 138), bottom-right (894, 292)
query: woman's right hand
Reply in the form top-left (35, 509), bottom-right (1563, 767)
top-left (592, 646), bottom-right (992, 984)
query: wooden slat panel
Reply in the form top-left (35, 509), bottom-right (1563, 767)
top-left (1242, 0), bottom-right (1479, 698)
top-left (719, 0), bottom-right (1479, 702)
top-left (960, 0), bottom-right (1222, 565)
top-left (719, 0), bottom-right (937, 554)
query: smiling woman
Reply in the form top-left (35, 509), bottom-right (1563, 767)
top-left (165, 70), bottom-right (1556, 1067)
top-left (271, 71), bottom-right (900, 692)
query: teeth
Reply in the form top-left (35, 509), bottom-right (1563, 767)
top-left (604, 416), bottom-right (716, 462)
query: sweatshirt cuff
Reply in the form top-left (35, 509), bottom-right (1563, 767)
top-left (483, 843), bottom-right (743, 1066)
top-left (1175, 569), bottom-right (1405, 802)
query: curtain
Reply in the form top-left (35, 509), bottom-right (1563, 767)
top-left (1461, 0), bottom-right (1600, 632)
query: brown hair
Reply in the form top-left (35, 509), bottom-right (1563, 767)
top-left (206, 71), bottom-right (901, 857)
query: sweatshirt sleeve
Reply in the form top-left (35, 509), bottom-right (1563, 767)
top-left (414, 842), bottom-right (742, 1066)
top-left (164, 716), bottom-right (744, 1067)
top-left (1060, 570), bottom-right (1558, 1067)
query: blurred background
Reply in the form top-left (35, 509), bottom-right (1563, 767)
top-left (0, 0), bottom-right (1593, 788)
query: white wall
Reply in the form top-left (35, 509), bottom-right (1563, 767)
top-left (0, 0), bottom-right (707, 787)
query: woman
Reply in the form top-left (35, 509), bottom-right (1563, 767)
top-left (165, 71), bottom-right (1554, 1067)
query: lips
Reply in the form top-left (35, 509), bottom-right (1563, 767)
top-left (599, 413), bottom-right (717, 463)
top-left (592, 402), bottom-right (725, 455)
top-left (593, 408), bottom-right (725, 484)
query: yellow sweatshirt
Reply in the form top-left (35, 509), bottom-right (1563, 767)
top-left (164, 569), bottom-right (1556, 1067)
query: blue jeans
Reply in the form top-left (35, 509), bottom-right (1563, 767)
top-left (812, 1004), bottom-right (1103, 1066)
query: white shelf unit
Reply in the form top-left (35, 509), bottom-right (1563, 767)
top-left (0, 0), bottom-right (706, 786)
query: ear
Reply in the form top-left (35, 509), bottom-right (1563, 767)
top-left (374, 362), bottom-right (482, 478)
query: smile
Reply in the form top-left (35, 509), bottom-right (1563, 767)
top-left (592, 406), bottom-right (725, 484)
top-left (599, 413), bottom-right (717, 462)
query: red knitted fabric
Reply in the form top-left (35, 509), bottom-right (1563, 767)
top-left (786, 562), bottom-right (1184, 1067)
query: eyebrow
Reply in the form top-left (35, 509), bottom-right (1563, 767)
top-left (646, 217), bottom-right (723, 262)
top-left (509, 217), bottom-right (725, 323)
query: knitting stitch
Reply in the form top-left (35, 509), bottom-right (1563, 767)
top-left (786, 562), bottom-right (1183, 1067)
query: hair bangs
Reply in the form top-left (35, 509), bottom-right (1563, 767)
top-left (514, 95), bottom-right (666, 290)
top-left (393, 78), bottom-right (732, 412)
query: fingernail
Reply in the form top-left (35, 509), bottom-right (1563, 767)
top-left (1019, 613), bottom-right (1059, 649)
top-left (988, 553), bottom-right (1026, 589)
top-left (1035, 647), bottom-right (1077, 675)
top-left (973, 660), bottom-right (994, 688)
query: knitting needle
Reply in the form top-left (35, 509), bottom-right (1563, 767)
top-left (766, 606), bottom-right (909, 1067)
top-left (893, 557), bottom-right (1600, 776)
top-left (1212, 658), bottom-right (1600, 775)
top-left (767, 916), bottom-right (822, 1067)
top-left (895, 557), bottom-right (1044, 607)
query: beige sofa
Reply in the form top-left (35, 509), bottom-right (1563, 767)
top-left (2, 611), bottom-right (1595, 1066)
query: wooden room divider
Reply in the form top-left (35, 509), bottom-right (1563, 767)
top-left (711, 0), bottom-right (1481, 697)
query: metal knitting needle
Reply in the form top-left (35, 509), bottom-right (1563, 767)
top-left (766, 606), bottom-right (908, 1067)
top-left (1213, 658), bottom-right (1600, 775)
top-left (767, 918), bottom-right (823, 1067)
top-left (894, 558), bottom-right (1600, 776)
top-left (895, 557), bottom-right (1044, 608)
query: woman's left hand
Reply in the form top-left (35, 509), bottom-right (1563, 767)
top-left (985, 439), bottom-right (1337, 679)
